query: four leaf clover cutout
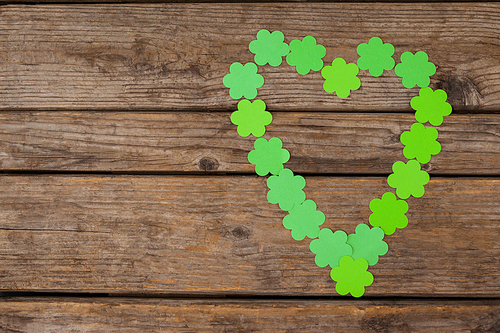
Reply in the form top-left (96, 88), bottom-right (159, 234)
top-left (223, 29), bottom-right (453, 297)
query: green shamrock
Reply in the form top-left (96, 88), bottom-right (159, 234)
top-left (369, 192), bottom-right (409, 235)
top-left (249, 29), bottom-right (290, 67)
top-left (387, 160), bottom-right (430, 199)
top-left (267, 168), bottom-right (306, 211)
top-left (347, 224), bottom-right (388, 265)
top-left (248, 137), bottom-right (290, 176)
top-left (356, 37), bottom-right (395, 77)
top-left (400, 122), bottom-right (441, 164)
top-left (283, 200), bottom-right (325, 241)
top-left (309, 228), bottom-right (352, 268)
top-left (286, 36), bottom-right (326, 75)
top-left (321, 58), bottom-right (361, 98)
top-left (231, 99), bottom-right (272, 137)
top-left (330, 256), bottom-right (374, 298)
top-left (411, 87), bottom-right (452, 126)
top-left (223, 62), bottom-right (264, 100)
top-left (394, 51), bottom-right (436, 89)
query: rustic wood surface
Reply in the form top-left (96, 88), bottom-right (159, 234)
top-left (0, 175), bottom-right (498, 296)
top-left (1, 298), bottom-right (499, 332)
top-left (0, 3), bottom-right (499, 111)
top-left (0, 112), bottom-right (498, 175)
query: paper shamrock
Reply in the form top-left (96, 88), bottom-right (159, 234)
top-left (394, 51), bottom-right (436, 89)
top-left (283, 200), bottom-right (325, 240)
top-left (248, 137), bottom-right (290, 176)
top-left (330, 256), bottom-right (374, 298)
top-left (309, 228), bottom-right (352, 268)
top-left (347, 224), bottom-right (388, 265)
top-left (286, 36), bottom-right (326, 75)
top-left (369, 192), bottom-right (409, 235)
top-left (387, 160), bottom-right (430, 199)
top-left (223, 62), bottom-right (264, 99)
top-left (400, 123), bottom-right (441, 164)
top-left (321, 58), bottom-right (361, 98)
top-left (356, 37), bottom-right (395, 77)
top-left (249, 29), bottom-right (290, 67)
top-left (411, 87), bottom-right (452, 126)
top-left (230, 99), bottom-right (272, 137)
top-left (267, 168), bottom-right (306, 211)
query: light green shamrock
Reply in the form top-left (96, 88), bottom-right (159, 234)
top-left (230, 99), bottom-right (272, 137)
top-left (411, 87), bottom-right (452, 126)
top-left (321, 58), bottom-right (361, 98)
top-left (223, 62), bottom-right (264, 100)
top-left (267, 168), bottom-right (306, 211)
top-left (248, 137), bottom-right (290, 176)
top-left (249, 29), bottom-right (290, 67)
top-left (330, 256), bottom-right (374, 298)
top-left (400, 122), bottom-right (441, 164)
top-left (347, 224), bottom-right (388, 265)
top-left (357, 37), bottom-right (395, 77)
top-left (286, 36), bottom-right (326, 75)
top-left (394, 51), bottom-right (436, 89)
top-left (309, 228), bottom-right (352, 268)
top-left (369, 192), bottom-right (409, 235)
top-left (387, 160), bottom-right (430, 199)
top-left (283, 200), bottom-right (325, 241)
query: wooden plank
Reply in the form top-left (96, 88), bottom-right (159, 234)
top-left (0, 175), bottom-right (499, 296)
top-left (1, 298), bottom-right (499, 332)
top-left (0, 3), bottom-right (498, 111)
top-left (0, 112), bottom-right (499, 175)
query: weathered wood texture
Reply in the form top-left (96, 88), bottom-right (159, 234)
top-left (0, 3), bottom-right (498, 111)
top-left (0, 175), bottom-right (499, 296)
top-left (1, 112), bottom-right (499, 175)
top-left (1, 298), bottom-right (499, 332)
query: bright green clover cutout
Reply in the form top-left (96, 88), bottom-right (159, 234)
top-left (309, 228), bottom-right (353, 268)
top-left (400, 122), bottom-right (441, 164)
top-left (286, 36), bottom-right (326, 75)
top-left (248, 137), bottom-right (290, 176)
top-left (283, 200), bottom-right (325, 241)
top-left (394, 51), bottom-right (436, 89)
top-left (411, 87), bottom-right (452, 126)
top-left (321, 58), bottom-right (361, 98)
top-left (330, 256), bottom-right (374, 298)
top-left (267, 168), bottom-right (306, 211)
top-left (369, 192), bottom-right (409, 235)
top-left (387, 160), bottom-right (430, 199)
top-left (249, 29), bottom-right (290, 67)
top-left (231, 99), bottom-right (272, 137)
top-left (347, 224), bottom-right (388, 266)
top-left (356, 37), bottom-right (395, 77)
top-left (223, 62), bottom-right (264, 100)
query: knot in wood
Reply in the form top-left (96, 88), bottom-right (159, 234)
top-left (198, 157), bottom-right (219, 171)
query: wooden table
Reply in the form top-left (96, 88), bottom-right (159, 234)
top-left (1, 2), bottom-right (499, 332)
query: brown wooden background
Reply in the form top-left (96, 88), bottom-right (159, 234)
top-left (1, 2), bottom-right (500, 332)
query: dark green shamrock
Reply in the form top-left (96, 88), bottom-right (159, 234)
top-left (411, 87), bottom-right (452, 126)
top-left (283, 200), bottom-right (325, 241)
top-left (369, 192), bottom-right (409, 235)
top-left (387, 160), bottom-right (430, 199)
top-left (267, 168), bottom-right (306, 211)
top-left (400, 122), bottom-right (441, 164)
top-left (286, 36), bottom-right (326, 75)
top-left (347, 224), bottom-right (388, 265)
top-left (248, 137), bottom-right (290, 176)
top-left (357, 37), bottom-right (395, 77)
top-left (330, 256), bottom-right (374, 298)
top-left (249, 29), bottom-right (290, 67)
top-left (309, 228), bottom-right (352, 268)
top-left (394, 51), bottom-right (436, 89)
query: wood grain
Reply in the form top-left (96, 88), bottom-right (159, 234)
top-left (0, 112), bottom-right (499, 175)
top-left (1, 298), bottom-right (499, 332)
top-left (0, 175), bottom-right (499, 296)
top-left (0, 3), bottom-right (499, 111)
